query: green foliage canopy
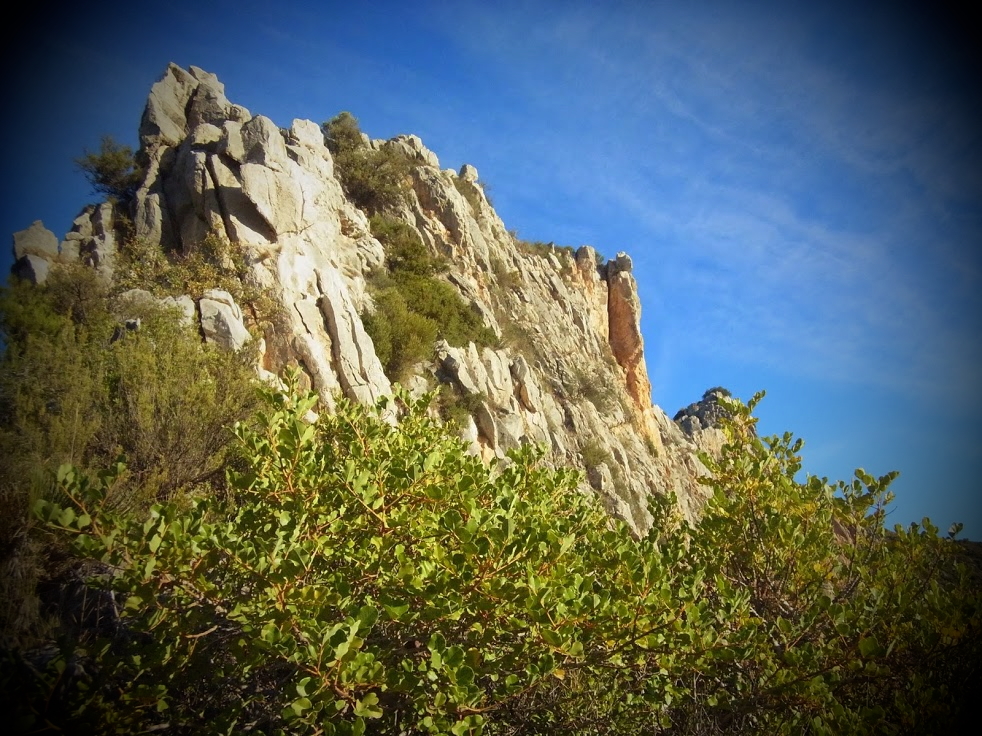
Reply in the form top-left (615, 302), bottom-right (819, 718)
top-left (75, 136), bottom-right (144, 202)
top-left (0, 265), bottom-right (259, 649)
top-left (362, 215), bottom-right (497, 381)
top-left (323, 113), bottom-right (412, 215)
top-left (11, 383), bottom-right (980, 734)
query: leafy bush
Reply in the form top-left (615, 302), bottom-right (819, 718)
top-left (684, 392), bottom-right (982, 732)
top-left (496, 317), bottom-right (541, 364)
top-left (490, 257), bottom-right (519, 291)
top-left (323, 113), bottom-right (412, 214)
top-left (362, 216), bottom-right (497, 381)
top-left (369, 214), bottom-right (446, 277)
top-left (0, 265), bottom-right (259, 648)
top-left (436, 384), bottom-right (486, 428)
top-left (579, 440), bottom-right (611, 469)
top-left (0, 264), bottom-right (259, 502)
top-left (10, 384), bottom-right (981, 733)
top-left (362, 287), bottom-right (438, 380)
top-left (515, 237), bottom-right (575, 260)
top-left (114, 229), bottom-right (281, 329)
top-left (569, 367), bottom-right (622, 416)
top-left (75, 135), bottom-right (144, 202)
top-left (389, 275), bottom-right (496, 348)
top-left (322, 111), bottom-right (364, 154)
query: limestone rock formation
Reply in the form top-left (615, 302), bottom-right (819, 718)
top-left (673, 387), bottom-right (736, 459)
top-left (199, 289), bottom-right (251, 351)
top-left (9, 64), bottom-right (721, 535)
top-left (674, 388), bottom-right (735, 434)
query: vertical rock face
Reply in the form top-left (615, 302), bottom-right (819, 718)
top-left (10, 64), bottom-right (718, 535)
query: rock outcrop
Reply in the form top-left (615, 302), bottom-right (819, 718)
top-left (9, 64), bottom-right (721, 535)
top-left (673, 388), bottom-right (736, 459)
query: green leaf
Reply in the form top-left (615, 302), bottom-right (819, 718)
top-left (428, 631), bottom-right (447, 653)
top-left (353, 692), bottom-right (382, 718)
top-left (455, 665), bottom-right (475, 686)
top-left (424, 451), bottom-right (440, 472)
top-left (445, 646), bottom-right (465, 668)
top-left (540, 628), bottom-right (562, 647)
top-left (382, 600), bottom-right (410, 620)
top-left (57, 464), bottom-right (74, 483)
top-left (290, 696), bottom-right (312, 715)
top-left (357, 604), bottom-right (379, 630)
top-left (858, 636), bottom-right (881, 658)
top-left (57, 507), bottom-right (76, 527)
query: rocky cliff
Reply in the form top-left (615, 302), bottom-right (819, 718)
top-left (11, 64), bottom-right (716, 535)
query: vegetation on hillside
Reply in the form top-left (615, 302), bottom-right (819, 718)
top-left (75, 136), bottom-right (144, 203)
top-left (361, 216), bottom-right (497, 382)
top-left (322, 112), bottom-right (496, 382)
top-left (0, 266), bottom-right (259, 650)
top-left (3, 372), bottom-right (978, 733)
top-left (322, 112), bottom-right (412, 215)
top-left (0, 112), bottom-right (978, 736)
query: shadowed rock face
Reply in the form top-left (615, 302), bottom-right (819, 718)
top-left (674, 389), bottom-right (735, 437)
top-left (10, 63), bottom-right (723, 536)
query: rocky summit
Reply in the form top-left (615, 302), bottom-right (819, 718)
top-left (10, 63), bottom-right (719, 535)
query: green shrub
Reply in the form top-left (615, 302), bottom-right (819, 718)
top-left (12, 384), bottom-right (982, 733)
top-left (490, 256), bottom-right (519, 291)
top-left (362, 288), bottom-right (438, 381)
top-left (114, 229), bottom-right (280, 329)
top-left (0, 265), bottom-right (259, 649)
top-left (436, 384), bottom-right (486, 428)
top-left (685, 392), bottom-right (982, 732)
top-left (323, 112), bottom-right (412, 214)
top-left (579, 439), bottom-right (611, 469)
top-left (75, 135), bottom-right (144, 202)
top-left (391, 274), bottom-right (496, 348)
top-left (322, 111), bottom-right (363, 154)
top-left (569, 367), bottom-right (622, 416)
top-left (516, 238), bottom-right (574, 259)
top-left (369, 214), bottom-right (445, 277)
top-left (362, 216), bottom-right (496, 381)
top-left (1, 264), bottom-right (259, 504)
top-left (497, 316), bottom-right (540, 364)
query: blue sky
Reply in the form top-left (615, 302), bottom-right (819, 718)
top-left (3, 0), bottom-right (980, 536)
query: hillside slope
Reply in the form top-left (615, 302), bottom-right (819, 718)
top-left (11, 63), bottom-right (719, 534)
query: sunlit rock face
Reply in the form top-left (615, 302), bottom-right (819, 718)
top-left (11, 64), bottom-right (721, 535)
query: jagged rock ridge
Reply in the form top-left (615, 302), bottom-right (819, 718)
top-left (11, 63), bottom-right (718, 535)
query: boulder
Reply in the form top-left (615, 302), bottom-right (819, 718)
top-left (437, 342), bottom-right (482, 396)
top-left (510, 355), bottom-right (541, 413)
top-left (13, 221), bottom-right (59, 261)
top-left (139, 63), bottom-right (200, 148)
top-left (161, 295), bottom-right (196, 325)
top-left (389, 135), bottom-right (440, 168)
top-left (239, 115), bottom-right (289, 169)
top-left (11, 254), bottom-right (50, 283)
top-left (316, 267), bottom-right (391, 405)
top-left (61, 203), bottom-right (118, 278)
top-left (199, 289), bottom-right (251, 351)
